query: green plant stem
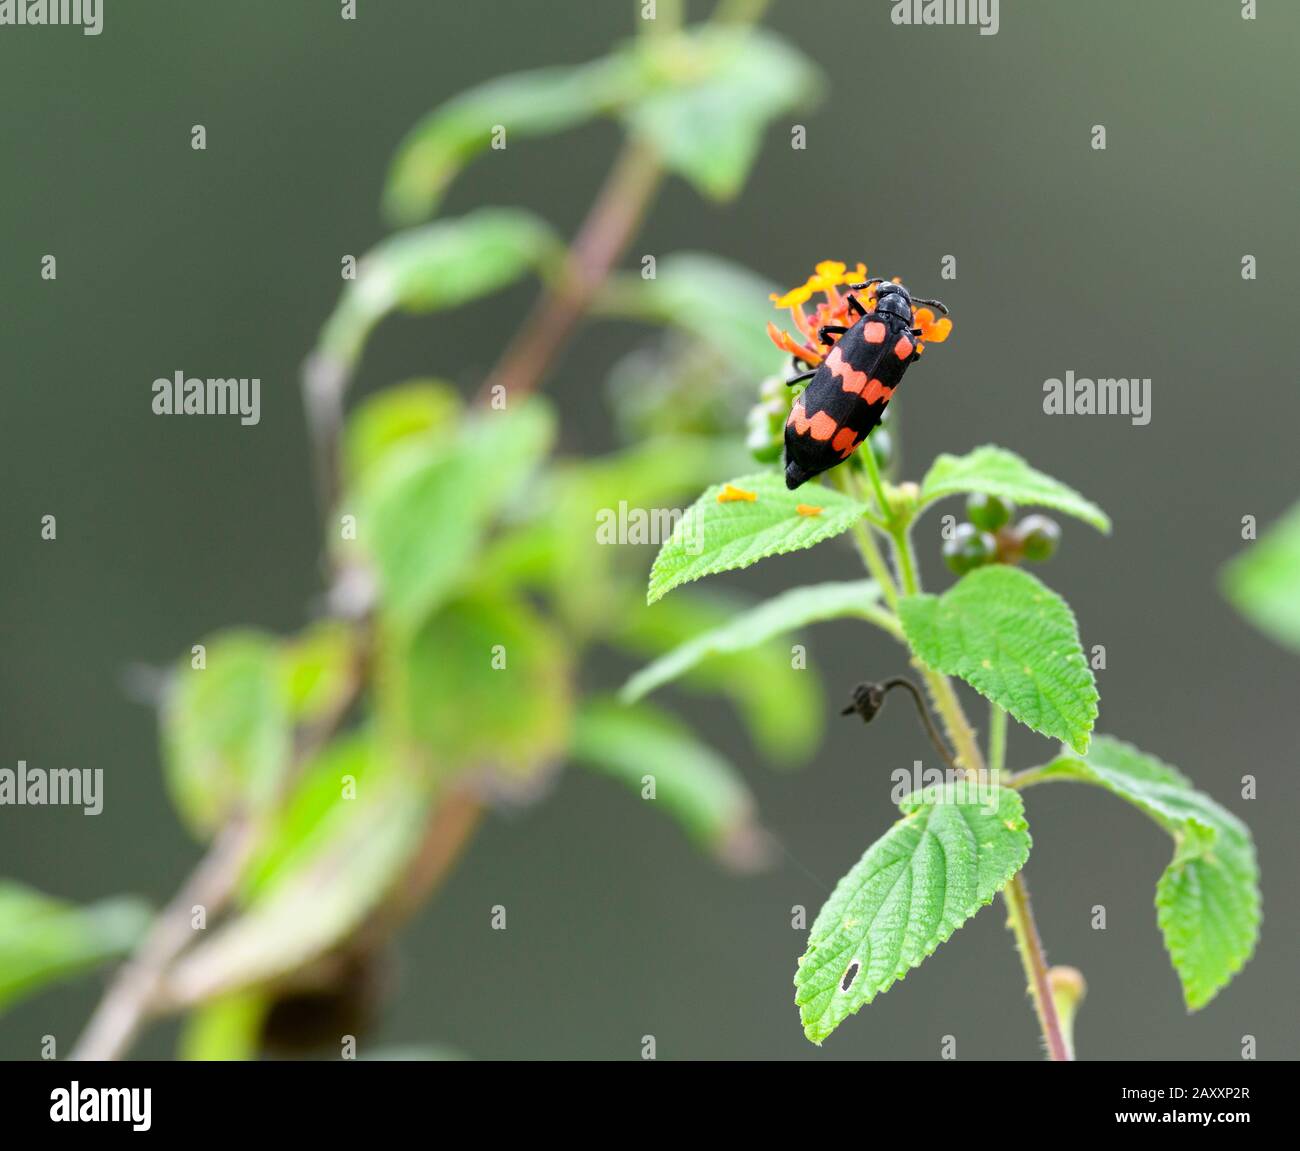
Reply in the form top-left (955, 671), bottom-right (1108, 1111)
top-left (834, 468), bottom-right (900, 607)
top-left (988, 700), bottom-right (1008, 778)
top-left (858, 439), bottom-right (893, 522)
top-left (1004, 872), bottom-right (1071, 1061)
top-left (844, 452), bottom-right (1067, 1057)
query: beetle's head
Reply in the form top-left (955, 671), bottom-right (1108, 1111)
top-left (872, 281), bottom-right (913, 321)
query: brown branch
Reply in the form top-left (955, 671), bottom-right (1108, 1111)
top-left (69, 818), bottom-right (259, 1061)
top-left (476, 139), bottom-right (662, 405)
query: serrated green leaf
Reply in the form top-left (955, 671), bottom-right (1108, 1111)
top-left (613, 588), bottom-right (824, 764)
top-left (0, 883), bottom-right (151, 1015)
top-left (162, 631), bottom-right (294, 836)
top-left (623, 579), bottom-right (884, 703)
top-left (317, 209), bottom-right (560, 368)
top-left (1024, 736), bottom-right (1259, 1009)
top-left (165, 733), bottom-right (429, 1006)
top-left (919, 445), bottom-right (1111, 533)
top-left (379, 593), bottom-right (572, 786)
top-left (625, 27), bottom-right (820, 200)
top-left (571, 698), bottom-right (763, 866)
top-left (647, 473), bottom-right (868, 604)
top-left (899, 566), bottom-right (1098, 753)
top-left (352, 401), bottom-right (555, 634)
top-left (384, 55), bottom-right (642, 223)
top-left (1222, 499), bottom-right (1300, 652)
top-left (795, 785), bottom-right (1030, 1044)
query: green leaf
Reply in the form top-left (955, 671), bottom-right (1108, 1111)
top-left (613, 588), bottom-right (825, 763)
top-left (795, 784), bottom-right (1031, 1044)
top-left (317, 209), bottom-right (559, 368)
top-left (1222, 499), bottom-right (1300, 652)
top-left (899, 566), bottom-right (1098, 753)
top-left (343, 380), bottom-right (460, 488)
top-left (571, 698), bottom-right (764, 867)
top-left (166, 733), bottom-right (430, 1005)
top-left (162, 631), bottom-right (293, 836)
top-left (0, 883), bottom-right (151, 1015)
top-left (352, 400), bottom-right (555, 634)
top-left (647, 472), bottom-right (869, 605)
top-left (600, 253), bottom-right (780, 379)
top-left (177, 992), bottom-right (267, 1061)
top-left (280, 621), bottom-right (356, 725)
top-left (1025, 736), bottom-right (1260, 1009)
top-left (384, 55), bottom-right (641, 223)
top-left (919, 445), bottom-right (1111, 533)
top-left (379, 593), bottom-right (572, 786)
top-left (625, 27), bottom-right (820, 200)
top-left (623, 579), bottom-right (885, 702)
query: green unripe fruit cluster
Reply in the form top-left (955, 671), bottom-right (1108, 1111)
top-left (941, 494), bottom-right (1062, 574)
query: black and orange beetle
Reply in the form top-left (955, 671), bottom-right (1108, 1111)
top-left (783, 279), bottom-right (948, 490)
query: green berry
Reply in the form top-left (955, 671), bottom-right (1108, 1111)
top-left (1016, 515), bottom-right (1061, 562)
top-left (967, 492), bottom-right (1014, 532)
top-left (943, 523), bottom-right (998, 575)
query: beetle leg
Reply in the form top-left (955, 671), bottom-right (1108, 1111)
top-left (845, 294), bottom-right (868, 318)
top-left (785, 369), bottom-right (817, 387)
top-left (818, 324), bottom-right (848, 345)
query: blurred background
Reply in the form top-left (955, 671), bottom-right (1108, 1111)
top-left (1, 0), bottom-right (1297, 1060)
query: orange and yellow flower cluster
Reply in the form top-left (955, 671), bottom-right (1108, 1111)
top-left (766, 260), bottom-right (952, 368)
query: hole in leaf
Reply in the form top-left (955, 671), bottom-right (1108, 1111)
top-left (840, 961), bottom-right (860, 992)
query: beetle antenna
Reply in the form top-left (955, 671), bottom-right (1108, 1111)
top-left (909, 296), bottom-right (949, 315)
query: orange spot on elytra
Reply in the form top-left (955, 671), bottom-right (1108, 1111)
top-left (863, 321), bottom-right (886, 344)
top-left (863, 378), bottom-right (894, 404)
top-left (826, 345), bottom-right (870, 396)
top-left (808, 411), bottom-right (837, 441)
top-left (717, 483), bottom-right (757, 503)
top-left (796, 504), bottom-right (823, 517)
top-left (894, 336), bottom-right (913, 360)
top-left (832, 427), bottom-right (857, 453)
top-left (787, 401), bottom-right (813, 435)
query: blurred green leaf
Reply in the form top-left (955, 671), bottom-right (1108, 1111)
top-left (380, 593), bottom-right (572, 786)
top-left (165, 733), bottom-right (430, 1005)
top-left (359, 1045), bottom-right (467, 1060)
top-left (624, 27), bottom-right (819, 200)
top-left (351, 400), bottom-right (555, 635)
top-left (600, 253), bottom-right (779, 379)
top-left (919, 445), bottom-right (1111, 533)
top-left (318, 209), bottom-right (560, 368)
top-left (571, 698), bottom-right (765, 867)
top-left (623, 579), bottom-right (885, 703)
top-left (162, 632), bottom-right (293, 836)
top-left (613, 588), bottom-right (826, 764)
top-left (535, 436), bottom-right (748, 635)
top-left (899, 567), bottom-right (1098, 754)
top-left (177, 992), bottom-right (267, 1061)
top-left (647, 472), bottom-right (869, 604)
top-left (280, 621), bottom-right (356, 726)
top-left (384, 55), bottom-right (642, 223)
top-left (1222, 499), bottom-right (1300, 652)
top-left (0, 882), bottom-right (151, 1015)
top-left (344, 380), bottom-right (460, 488)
